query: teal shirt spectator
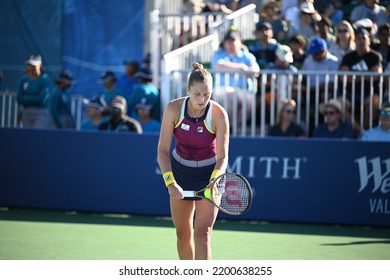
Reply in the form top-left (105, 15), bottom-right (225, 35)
top-left (17, 73), bottom-right (51, 107)
top-left (99, 88), bottom-right (124, 105)
top-left (133, 115), bottom-right (161, 133)
top-left (81, 119), bottom-right (103, 130)
top-left (127, 67), bottom-right (160, 121)
top-left (49, 87), bottom-right (74, 128)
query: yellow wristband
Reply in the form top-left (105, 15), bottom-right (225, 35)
top-left (210, 169), bottom-right (221, 181)
top-left (163, 171), bottom-right (176, 187)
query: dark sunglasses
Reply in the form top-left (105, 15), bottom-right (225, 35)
top-left (337, 29), bottom-right (349, 33)
top-left (324, 111), bottom-right (337, 116)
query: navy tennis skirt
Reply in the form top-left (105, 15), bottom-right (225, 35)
top-left (171, 155), bottom-right (215, 201)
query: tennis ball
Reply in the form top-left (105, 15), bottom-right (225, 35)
top-left (204, 189), bottom-right (212, 199)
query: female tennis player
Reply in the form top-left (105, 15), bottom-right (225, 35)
top-left (157, 62), bottom-right (230, 260)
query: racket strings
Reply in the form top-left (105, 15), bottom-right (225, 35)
top-left (213, 174), bottom-right (252, 214)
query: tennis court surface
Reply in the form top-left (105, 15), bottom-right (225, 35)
top-left (0, 208), bottom-right (389, 260)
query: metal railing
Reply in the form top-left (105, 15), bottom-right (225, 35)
top-left (2, 71), bottom-right (389, 137)
top-left (160, 69), bottom-right (390, 137)
top-left (151, 4), bottom-right (258, 89)
top-left (0, 92), bottom-right (85, 130)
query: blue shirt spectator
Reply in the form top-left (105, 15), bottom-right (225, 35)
top-left (361, 102), bottom-right (390, 142)
top-left (127, 67), bottom-right (160, 121)
top-left (116, 60), bottom-right (140, 101)
top-left (97, 71), bottom-right (124, 104)
top-left (312, 99), bottom-right (355, 139)
top-left (49, 70), bottom-right (75, 129)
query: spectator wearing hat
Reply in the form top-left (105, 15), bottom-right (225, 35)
top-left (99, 95), bottom-right (142, 133)
top-left (134, 97), bottom-right (161, 133)
top-left (339, 27), bottom-right (383, 130)
top-left (312, 99), bottom-right (355, 139)
top-left (49, 70), bottom-right (75, 129)
top-left (302, 37), bottom-right (339, 93)
top-left (16, 54), bottom-right (51, 128)
top-left (127, 67), bottom-right (160, 121)
top-left (267, 44), bottom-right (299, 102)
top-left (116, 60), bottom-right (140, 101)
top-left (350, 0), bottom-right (389, 27)
top-left (80, 96), bottom-right (107, 131)
top-left (211, 27), bottom-right (260, 126)
top-left (97, 70), bottom-right (124, 105)
top-left (287, 1), bottom-right (321, 41)
top-left (361, 102), bottom-right (390, 142)
top-left (248, 21), bottom-right (279, 69)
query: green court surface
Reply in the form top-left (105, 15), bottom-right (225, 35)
top-left (0, 208), bottom-right (389, 260)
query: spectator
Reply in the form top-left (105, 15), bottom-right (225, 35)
top-left (127, 67), bottom-right (160, 121)
top-left (248, 21), bottom-right (278, 69)
top-left (316, 16), bottom-right (336, 51)
top-left (116, 60), bottom-right (140, 101)
top-left (312, 99), bottom-right (355, 139)
top-left (204, 0), bottom-right (240, 13)
top-left (301, 37), bottom-right (339, 95)
top-left (268, 98), bottom-right (306, 137)
top-left (142, 53), bottom-right (151, 68)
top-left (267, 44), bottom-right (299, 102)
top-left (49, 70), bottom-right (75, 129)
top-left (97, 71), bottom-right (124, 105)
top-left (258, 0), bottom-right (289, 43)
top-left (287, 1), bottom-right (321, 41)
top-left (339, 28), bottom-right (383, 130)
top-left (361, 102), bottom-right (390, 141)
top-left (372, 23), bottom-right (390, 71)
top-left (328, 20), bottom-right (356, 62)
top-left (211, 27), bottom-right (260, 126)
top-left (16, 55), bottom-right (51, 128)
top-left (133, 97), bottom-right (161, 133)
top-left (350, 0), bottom-right (389, 27)
top-left (99, 95), bottom-right (142, 133)
top-left (80, 96), bottom-right (107, 131)
top-left (288, 34), bottom-right (307, 69)
top-left (322, 0), bottom-right (344, 26)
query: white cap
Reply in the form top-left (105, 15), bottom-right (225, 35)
top-left (25, 55), bottom-right (42, 66)
top-left (276, 44), bottom-right (293, 63)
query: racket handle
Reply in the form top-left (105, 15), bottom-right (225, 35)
top-left (182, 191), bottom-right (195, 197)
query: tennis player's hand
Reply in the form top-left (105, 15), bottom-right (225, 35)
top-left (167, 183), bottom-right (184, 199)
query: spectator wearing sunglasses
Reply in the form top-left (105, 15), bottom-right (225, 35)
top-left (328, 20), bottom-right (356, 62)
top-left (99, 95), bottom-right (142, 133)
top-left (361, 102), bottom-right (390, 142)
top-left (312, 99), bottom-right (355, 139)
top-left (267, 98), bottom-right (306, 137)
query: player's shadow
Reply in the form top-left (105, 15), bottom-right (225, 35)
top-left (322, 240), bottom-right (390, 246)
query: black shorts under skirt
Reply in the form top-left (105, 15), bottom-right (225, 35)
top-left (171, 155), bottom-right (215, 201)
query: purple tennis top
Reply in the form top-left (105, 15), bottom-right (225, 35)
top-left (173, 97), bottom-right (216, 161)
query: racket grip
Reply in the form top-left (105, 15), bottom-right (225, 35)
top-left (181, 191), bottom-right (195, 197)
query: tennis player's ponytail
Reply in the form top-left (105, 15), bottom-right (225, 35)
top-left (188, 62), bottom-right (212, 87)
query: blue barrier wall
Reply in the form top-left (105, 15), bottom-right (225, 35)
top-left (0, 128), bottom-right (389, 227)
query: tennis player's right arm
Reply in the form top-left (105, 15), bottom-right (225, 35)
top-left (157, 101), bottom-right (183, 199)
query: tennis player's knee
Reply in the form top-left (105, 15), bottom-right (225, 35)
top-left (194, 226), bottom-right (212, 244)
top-left (176, 228), bottom-right (192, 243)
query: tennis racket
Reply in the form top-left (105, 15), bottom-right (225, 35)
top-left (182, 173), bottom-right (253, 215)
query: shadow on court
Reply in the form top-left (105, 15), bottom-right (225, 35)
top-left (1, 207), bottom-right (389, 240)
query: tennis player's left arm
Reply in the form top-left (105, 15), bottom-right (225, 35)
top-left (213, 103), bottom-right (230, 173)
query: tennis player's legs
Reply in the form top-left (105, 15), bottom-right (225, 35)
top-left (170, 198), bottom-right (196, 260)
top-left (193, 199), bottom-right (219, 260)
